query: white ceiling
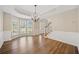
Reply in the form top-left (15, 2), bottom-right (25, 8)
top-left (0, 5), bottom-right (78, 19)
top-left (15, 5), bottom-right (59, 15)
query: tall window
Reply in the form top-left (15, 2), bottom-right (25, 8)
top-left (12, 18), bottom-right (32, 37)
top-left (12, 18), bottom-right (19, 36)
top-left (20, 19), bottom-right (26, 35)
top-left (26, 19), bottom-right (32, 35)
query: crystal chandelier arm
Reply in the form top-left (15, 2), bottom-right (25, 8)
top-left (32, 5), bottom-right (39, 22)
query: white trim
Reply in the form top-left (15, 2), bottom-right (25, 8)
top-left (0, 32), bottom-right (4, 48)
top-left (48, 31), bottom-right (79, 50)
top-left (3, 31), bottom-right (12, 41)
top-left (0, 41), bottom-right (4, 48)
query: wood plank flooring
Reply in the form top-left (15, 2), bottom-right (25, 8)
top-left (0, 35), bottom-right (78, 54)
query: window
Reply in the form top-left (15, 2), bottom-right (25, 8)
top-left (20, 19), bottom-right (26, 35)
top-left (26, 19), bottom-right (32, 35)
top-left (12, 18), bottom-right (32, 37)
top-left (12, 18), bottom-right (19, 36)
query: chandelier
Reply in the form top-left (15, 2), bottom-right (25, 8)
top-left (32, 5), bottom-right (39, 22)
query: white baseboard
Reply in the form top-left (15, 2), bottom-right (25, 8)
top-left (0, 32), bottom-right (4, 48)
top-left (0, 41), bottom-right (4, 48)
top-left (48, 31), bottom-right (79, 49)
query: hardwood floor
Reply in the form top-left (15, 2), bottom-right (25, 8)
top-left (0, 34), bottom-right (78, 54)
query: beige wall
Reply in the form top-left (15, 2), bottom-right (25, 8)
top-left (3, 13), bottom-right (12, 31)
top-left (0, 10), bottom-right (4, 48)
top-left (77, 8), bottom-right (79, 32)
top-left (49, 8), bottom-right (79, 32)
top-left (32, 21), bottom-right (40, 35)
top-left (3, 8), bottom-right (79, 33)
top-left (0, 10), bottom-right (3, 32)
